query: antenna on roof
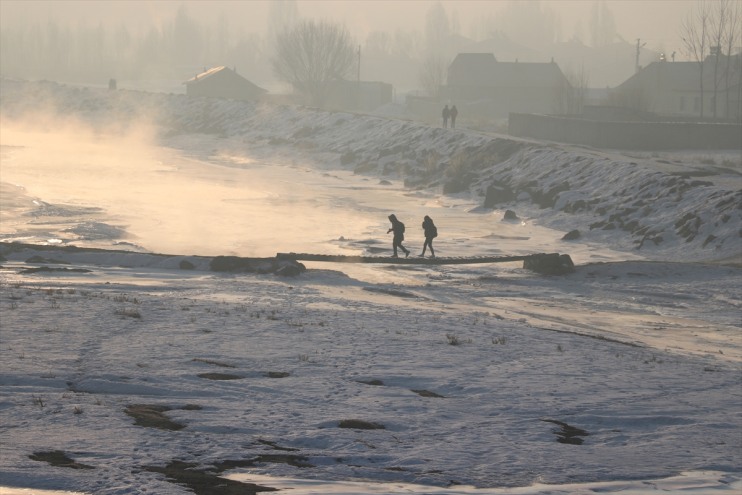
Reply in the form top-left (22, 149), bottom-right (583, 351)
top-left (635, 39), bottom-right (646, 73)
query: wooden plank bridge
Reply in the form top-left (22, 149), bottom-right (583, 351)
top-left (277, 252), bottom-right (575, 274)
top-left (278, 252), bottom-right (537, 265)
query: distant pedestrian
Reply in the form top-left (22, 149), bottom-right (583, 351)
top-left (442, 104), bottom-right (450, 128)
top-left (420, 215), bottom-right (437, 258)
top-left (450, 105), bottom-right (458, 128)
top-left (387, 214), bottom-right (410, 258)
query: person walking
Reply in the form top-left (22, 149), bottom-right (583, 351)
top-left (450, 105), bottom-right (458, 128)
top-left (442, 104), bottom-right (450, 128)
top-left (420, 215), bottom-right (437, 258)
top-left (387, 214), bottom-right (410, 258)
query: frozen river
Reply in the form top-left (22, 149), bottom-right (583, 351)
top-left (0, 118), bottom-right (740, 495)
top-left (0, 125), bottom-right (636, 282)
top-left (1, 123), bottom-right (739, 362)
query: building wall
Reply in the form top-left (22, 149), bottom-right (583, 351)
top-left (442, 85), bottom-right (565, 119)
top-left (509, 113), bottom-right (742, 150)
top-left (186, 71), bottom-right (263, 101)
top-left (614, 59), bottom-right (742, 121)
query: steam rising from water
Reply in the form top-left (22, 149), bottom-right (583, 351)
top-left (0, 115), bottom-right (380, 257)
top-left (0, 105), bottom-right (639, 269)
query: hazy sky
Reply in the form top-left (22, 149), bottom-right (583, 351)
top-left (0, 0), bottom-right (695, 54)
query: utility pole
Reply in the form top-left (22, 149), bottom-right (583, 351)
top-left (357, 45), bottom-right (361, 110)
top-left (635, 38), bottom-right (646, 73)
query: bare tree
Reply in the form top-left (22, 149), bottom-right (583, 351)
top-left (170, 5), bottom-right (202, 68)
top-left (419, 55), bottom-right (447, 98)
top-left (268, 0), bottom-right (299, 50)
top-left (562, 65), bottom-right (589, 115)
top-left (589, 0), bottom-right (617, 47)
top-left (681, 0), bottom-right (712, 118)
top-left (424, 1), bottom-right (450, 56)
top-left (717, 0), bottom-right (742, 119)
top-left (272, 20), bottom-right (355, 107)
top-left (708, 0), bottom-right (729, 118)
top-left (496, 1), bottom-right (558, 51)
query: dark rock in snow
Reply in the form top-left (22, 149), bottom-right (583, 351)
top-left (562, 230), bottom-right (581, 241)
top-left (210, 256), bottom-right (261, 273)
top-left (503, 210), bottom-right (519, 221)
top-left (210, 256), bottom-right (282, 274)
top-left (340, 151), bottom-right (357, 165)
top-left (523, 253), bottom-right (575, 275)
top-left (484, 180), bottom-right (515, 208)
top-left (275, 262), bottom-right (305, 277)
top-left (443, 176), bottom-right (473, 194)
top-left (179, 260), bottom-right (195, 270)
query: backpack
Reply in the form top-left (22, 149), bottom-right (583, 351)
top-left (431, 225), bottom-right (437, 238)
top-left (399, 222), bottom-right (405, 233)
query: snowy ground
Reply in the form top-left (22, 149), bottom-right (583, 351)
top-left (0, 80), bottom-right (740, 494)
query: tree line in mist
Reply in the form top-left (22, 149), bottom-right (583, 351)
top-left (2, 0), bottom-right (733, 95)
top-left (0, 1), bottom-right (629, 90)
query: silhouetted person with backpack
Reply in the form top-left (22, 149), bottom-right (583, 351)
top-left (450, 105), bottom-right (458, 128)
top-left (442, 105), bottom-right (450, 128)
top-left (387, 214), bottom-right (410, 258)
top-left (420, 215), bottom-right (437, 258)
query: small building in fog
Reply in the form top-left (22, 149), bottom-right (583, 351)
top-left (613, 55), bottom-right (742, 121)
top-left (441, 53), bottom-right (571, 119)
top-left (185, 66), bottom-right (267, 101)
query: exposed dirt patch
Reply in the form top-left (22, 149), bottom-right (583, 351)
top-left (264, 371), bottom-right (290, 378)
top-left (542, 419), bottom-right (589, 445)
top-left (192, 358), bottom-right (236, 368)
top-left (143, 460), bottom-right (278, 495)
top-left (19, 266), bottom-right (92, 274)
top-left (412, 389), bottom-right (445, 398)
top-left (258, 439), bottom-right (300, 451)
top-left (214, 454), bottom-right (314, 469)
top-left (29, 450), bottom-right (94, 469)
top-left (357, 379), bottom-right (384, 386)
top-left (124, 404), bottom-right (201, 430)
top-left (198, 372), bottom-right (243, 380)
top-left (363, 286), bottom-right (418, 298)
top-left (25, 255), bottom-right (71, 264)
top-left (338, 419), bottom-right (385, 430)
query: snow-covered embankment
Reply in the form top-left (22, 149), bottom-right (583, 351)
top-left (2, 78), bottom-right (739, 263)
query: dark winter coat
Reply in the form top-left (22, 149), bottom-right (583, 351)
top-left (388, 214), bottom-right (405, 240)
top-left (422, 216), bottom-right (437, 240)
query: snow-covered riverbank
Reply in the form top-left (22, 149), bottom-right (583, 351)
top-left (1, 79), bottom-right (740, 494)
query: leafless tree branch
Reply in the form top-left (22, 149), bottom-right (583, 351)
top-left (272, 20), bottom-right (355, 107)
